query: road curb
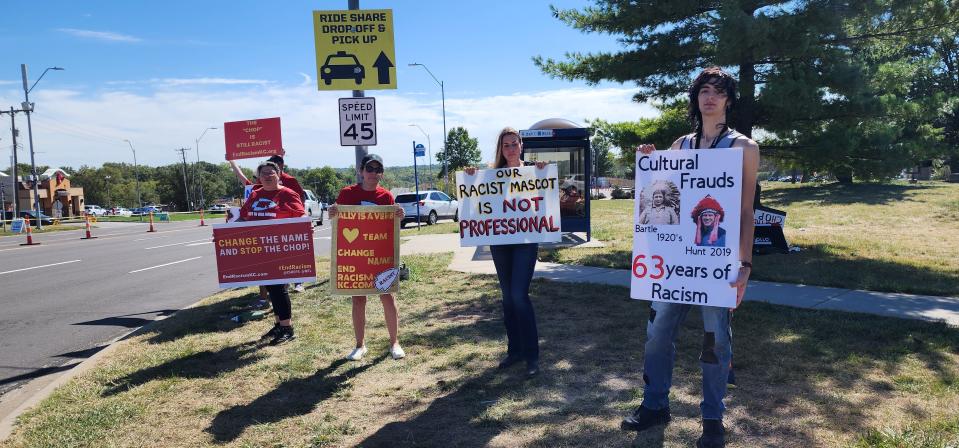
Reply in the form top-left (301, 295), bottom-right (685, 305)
top-left (0, 296), bottom-right (209, 442)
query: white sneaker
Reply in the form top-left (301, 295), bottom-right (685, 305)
top-left (346, 346), bottom-right (367, 361)
top-left (292, 283), bottom-right (305, 293)
top-left (390, 344), bottom-right (406, 360)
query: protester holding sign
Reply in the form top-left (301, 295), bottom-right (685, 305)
top-left (328, 154), bottom-right (407, 361)
top-left (238, 161), bottom-right (305, 345)
top-left (622, 67), bottom-right (759, 448)
top-left (463, 127), bottom-right (549, 378)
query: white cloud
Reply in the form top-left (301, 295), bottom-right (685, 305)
top-left (56, 28), bottom-right (142, 43)
top-left (0, 84), bottom-right (656, 171)
top-left (150, 78), bottom-right (273, 87)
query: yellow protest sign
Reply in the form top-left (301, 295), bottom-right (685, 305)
top-left (312, 9), bottom-right (396, 91)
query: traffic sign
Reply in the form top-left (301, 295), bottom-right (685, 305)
top-left (338, 97), bottom-right (377, 146)
top-left (414, 143), bottom-right (425, 157)
top-left (313, 9), bottom-right (396, 91)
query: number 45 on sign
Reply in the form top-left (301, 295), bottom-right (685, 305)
top-left (339, 97), bottom-right (377, 146)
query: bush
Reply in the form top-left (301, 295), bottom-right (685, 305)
top-left (591, 192), bottom-right (606, 199)
top-left (611, 187), bottom-right (633, 199)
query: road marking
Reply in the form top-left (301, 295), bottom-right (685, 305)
top-left (185, 241), bottom-right (212, 247)
top-left (128, 256), bottom-right (202, 274)
top-left (144, 239), bottom-right (210, 250)
top-left (313, 236), bottom-right (331, 240)
top-left (0, 260), bottom-right (82, 276)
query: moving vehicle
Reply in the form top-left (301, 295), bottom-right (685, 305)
top-left (320, 51), bottom-right (365, 85)
top-left (131, 206), bottom-right (162, 216)
top-left (396, 190), bottom-right (458, 227)
top-left (84, 205), bottom-right (107, 216)
top-left (302, 189), bottom-right (324, 226)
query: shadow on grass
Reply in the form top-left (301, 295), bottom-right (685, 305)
top-left (753, 244), bottom-right (959, 296)
top-left (143, 293), bottom-right (261, 344)
top-left (761, 182), bottom-right (930, 206)
top-left (101, 344), bottom-right (266, 397)
top-left (360, 273), bottom-right (959, 447)
top-left (206, 355), bottom-right (385, 443)
top-left (537, 248), bottom-right (632, 270)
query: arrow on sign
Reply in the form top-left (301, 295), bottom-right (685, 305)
top-left (373, 51), bottom-right (394, 85)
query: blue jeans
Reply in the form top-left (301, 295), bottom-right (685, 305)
top-left (641, 301), bottom-right (732, 420)
top-left (489, 243), bottom-right (539, 363)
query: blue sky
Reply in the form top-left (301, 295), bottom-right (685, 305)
top-left (0, 0), bottom-right (657, 170)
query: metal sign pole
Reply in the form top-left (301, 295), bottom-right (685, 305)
top-left (349, 0), bottom-right (367, 183)
top-left (413, 140), bottom-right (421, 229)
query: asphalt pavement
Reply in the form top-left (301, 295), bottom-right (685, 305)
top-left (0, 218), bottom-right (332, 397)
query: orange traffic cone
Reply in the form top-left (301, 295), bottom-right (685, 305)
top-left (81, 215), bottom-right (97, 239)
top-left (199, 209), bottom-right (207, 226)
top-left (147, 211), bottom-right (157, 232)
top-left (20, 219), bottom-right (40, 246)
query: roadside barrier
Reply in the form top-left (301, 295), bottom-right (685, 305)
top-left (81, 215), bottom-right (97, 240)
top-left (20, 219), bottom-right (40, 246)
top-left (147, 212), bottom-right (157, 233)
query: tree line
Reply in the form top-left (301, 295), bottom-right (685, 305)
top-left (539, 0), bottom-right (959, 183)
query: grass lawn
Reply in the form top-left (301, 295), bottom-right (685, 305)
top-left (0, 224), bottom-right (82, 235)
top-left (96, 212), bottom-right (218, 223)
top-left (4, 254), bottom-right (959, 447)
top-left (539, 181), bottom-right (959, 297)
top-left (399, 220), bottom-right (459, 236)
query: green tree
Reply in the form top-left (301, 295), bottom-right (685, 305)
top-left (436, 127), bottom-right (481, 177)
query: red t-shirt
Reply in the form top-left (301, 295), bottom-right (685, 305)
top-left (240, 187), bottom-right (304, 221)
top-left (335, 184), bottom-right (394, 206)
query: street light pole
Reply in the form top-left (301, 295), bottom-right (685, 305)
top-left (408, 124), bottom-right (432, 189)
top-left (124, 139), bottom-right (141, 208)
top-left (194, 127), bottom-right (217, 209)
top-left (409, 62), bottom-right (447, 193)
top-left (21, 64), bottom-right (64, 229)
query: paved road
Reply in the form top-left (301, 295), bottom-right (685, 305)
top-left (0, 218), bottom-right (332, 397)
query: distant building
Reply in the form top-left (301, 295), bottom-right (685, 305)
top-left (5, 168), bottom-right (86, 218)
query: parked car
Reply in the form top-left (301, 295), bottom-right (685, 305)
top-left (112, 207), bottom-right (133, 216)
top-left (302, 189), bottom-right (324, 226)
top-left (561, 174), bottom-right (586, 192)
top-left (208, 204), bottom-right (229, 214)
top-left (396, 190), bottom-right (458, 227)
top-left (11, 210), bottom-right (55, 226)
top-left (131, 206), bottom-right (162, 216)
top-left (84, 205), bottom-right (107, 216)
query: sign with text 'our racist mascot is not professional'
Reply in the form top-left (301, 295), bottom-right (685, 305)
top-left (456, 165), bottom-right (562, 246)
top-left (631, 149), bottom-right (744, 308)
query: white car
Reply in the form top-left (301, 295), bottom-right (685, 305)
top-left (396, 190), bottom-right (458, 226)
top-left (302, 189), bottom-right (324, 226)
top-left (84, 205), bottom-right (106, 216)
top-left (113, 207), bottom-right (133, 216)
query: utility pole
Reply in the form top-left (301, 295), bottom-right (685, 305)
top-left (175, 147), bottom-right (192, 211)
top-left (1, 106), bottom-right (25, 218)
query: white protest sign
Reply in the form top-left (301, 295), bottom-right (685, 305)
top-left (630, 149), bottom-right (744, 308)
top-left (456, 165), bottom-right (562, 246)
top-left (338, 97), bottom-right (377, 146)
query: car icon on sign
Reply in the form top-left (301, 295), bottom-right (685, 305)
top-left (321, 51), bottom-right (365, 85)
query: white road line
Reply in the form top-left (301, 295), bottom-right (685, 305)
top-left (185, 241), bottom-right (212, 247)
top-left (128, 256), bottom-right (202, 274)
top-left (144, 239), bottom-right (210, 250)
top-left (0, 260), bottom-right (82, 276)
top-left (313, 236), bottom-right (331, 240)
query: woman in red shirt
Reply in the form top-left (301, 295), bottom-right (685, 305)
top-left (239, 161), bottom-right (305, 345)
top-left (328, 154), bottom-right (407, 360)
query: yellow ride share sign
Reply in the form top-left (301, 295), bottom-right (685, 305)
top-left (312, 9), bottom-right (396, 91)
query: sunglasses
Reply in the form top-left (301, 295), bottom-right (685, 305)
top-left (364, 164), bottom-right (384, 173)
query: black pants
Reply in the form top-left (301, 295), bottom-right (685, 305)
top-left (265, 284), bottom-right (291, 321)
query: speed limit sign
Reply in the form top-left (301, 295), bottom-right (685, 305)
top-left (338, 97), bottom-right (377, 146)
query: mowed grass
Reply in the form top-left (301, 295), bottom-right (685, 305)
top-left (0, 223), bottom-right (82, 235)
top-left (4, 254), bottom-right (959, 447)
top-left (399, 220), bottom-right (459, 236)
top-left (539, 181), bottom-right (959, 296)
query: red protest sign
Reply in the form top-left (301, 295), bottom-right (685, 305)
top-left (212, 217), bottom-right (316, 287)
top-left (223, 117), bottom-right (283, 160)
top-left (331, 205), bottom-right (400, 295)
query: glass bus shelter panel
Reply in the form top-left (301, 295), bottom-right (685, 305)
top-left (525, 147), bottom-right (586, 218)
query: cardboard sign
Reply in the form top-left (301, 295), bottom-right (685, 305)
top-left (631, 149), bottom-right (745, 308)
top-left (10, 218), bottom-right (24, 233)
top-left (223, 117), bottom-right (283, 160)
top-left (331, 205), bottom-right (400, 295)
top-left (455, 165), bottom-right (562, 246)
top-left (312, 9), bottom-right (396, 90)
top-left (212, 217), bottom-right (316, 288)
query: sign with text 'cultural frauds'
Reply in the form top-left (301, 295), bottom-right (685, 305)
top-left (213, 217), bottom-right (317, 288)
top-left (456, 165), bottom-right (562, 246)
top-left (630, 149), bottom-right (744, 308)
top-left (313, 9), bottom-right (396, 91)
top-left (331, 205), bottom-right (400, 295)
top-left (223, 117), bottom-right (283, 160)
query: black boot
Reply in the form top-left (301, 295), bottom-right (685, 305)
top-left (696, 419), bottom-right (725, 448)
top-left (621, 405), bottom-right (671, 432)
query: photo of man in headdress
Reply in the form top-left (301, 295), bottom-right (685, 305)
top-left (691, 195), bottom-right (726, 247)
top-left (638, 181), bottom-right (680, 225)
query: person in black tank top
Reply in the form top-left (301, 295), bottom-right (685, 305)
top-left (624, 67), bottom-right (761, 448)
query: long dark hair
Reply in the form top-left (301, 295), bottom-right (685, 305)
top-left (687, 67), bottom-right (737, 137)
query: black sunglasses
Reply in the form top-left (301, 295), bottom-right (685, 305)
top-left (364, 164), bottom-right (384, 173)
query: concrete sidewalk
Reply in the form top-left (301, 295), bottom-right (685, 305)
top-left (400, 233), bottom-right (959, 327)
